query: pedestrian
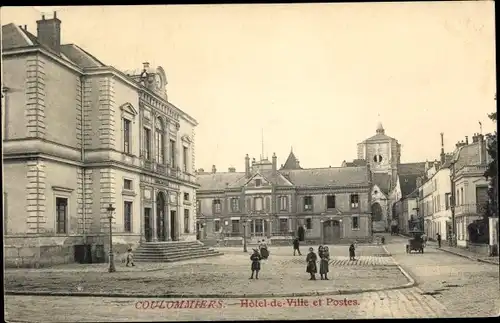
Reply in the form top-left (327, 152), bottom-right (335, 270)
top-left (381, 236), bottom-right (385, 245)
top-left (293, 237), bottom-right (302, 256)
top-left (320, 246), bottom-right (330, 280)
top-left (249, 249), bottom-right (262, 279)
top-left (260, 240), bottom-right (269, 260)
top-left (126, 248), bottom-right (135, 267)
top-left (306, 247), bottom-right (318, 280)
top-left (349, 243), bottom-right (356, 261)
top-left (437, 233), bottom-right (442, 248)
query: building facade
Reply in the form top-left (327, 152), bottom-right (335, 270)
top-left (196, 152), bottom-right (373, 245)
top-left (450, 134), bottom-right (490, 247)
top-left (2, 14), bottom-right (198, 267)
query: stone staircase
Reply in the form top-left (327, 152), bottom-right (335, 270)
top-left (134, 240), bottom-right (223, 263)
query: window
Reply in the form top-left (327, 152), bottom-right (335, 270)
top-left (352, 216), bottom-right (359, 230)
top-left (213, 199), bottom-right (222, 214)
top-left (279, 218), bottom-right (288, 233)
top-left (231, 198), bottom-right (240, 212)
top-left (373, 155), bottom-right (383, 163)
top-left (183, 146), bottom-right (188, 172)
top-left (460, 188), bottom-right (464, 206)
top-left (231, 219), bottom-right (240, 233)
top-left (124, 201), bottom-right (132, 232)
top-left (252, 219), bottom-right (264, 234)
top-left (123, 118), bottom-right (131, 153)
top-left (445, 193), bottom-right (450, 210)
top-left (304, 196), bottom-right (313, 211)
top-left (170, 140), bottom-right (176, 167)
top-left (56, 197), bottom-right (68, 234)
top-left (214, 219), bottom-right (220, 232)
top-left (350, 194), bottom-right (359, 209)
top-left (155, 118), bottom-right (165, 164)
top-left (326, 195), bottom-right (336, 209)
top-left (196, 200), bottom-right (201, 214)
top-left (279, 196), bottom-right (288, 211)
top-left (123, 179), bottom-right (133, 190)
top-left (305, 218), bottom-right (312, 230)
top-left (143, 127), bottom-right (151, 159)
top-left (456, 189), bottom-right (460, 205)
top-left (254, 197), bottom-right (263, 211)
top-left (255, 179), bottom-right (262, 187)
top-left (184, 209), bottom-right (190, 233)
top-left (184, 192), bottom-right (190, 201)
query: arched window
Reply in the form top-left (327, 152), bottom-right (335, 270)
top-left (155, 117), bottom-right (165, 164)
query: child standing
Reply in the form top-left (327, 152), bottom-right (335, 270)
top-left (349, 243), bottom-right (356, 261)
top-left (306, 247), bottom-right (318, 280)
top-left (249, 249), bottom-right (262, 279)
top-left (126, 248), bottom-right (135, 267)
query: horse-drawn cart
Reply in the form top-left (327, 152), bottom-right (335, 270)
top-left (406, 230), bottom-right (425, 254)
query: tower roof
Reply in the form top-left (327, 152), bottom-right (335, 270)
top-left (281, 148), bottom-right (302, 170)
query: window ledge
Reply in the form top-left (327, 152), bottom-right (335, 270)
top-left (122, 190), bottom-right (136, 197)
top-left (183, 201), bottom-right (192, 206)
top-left (351, 228), bottom-right (360, 231)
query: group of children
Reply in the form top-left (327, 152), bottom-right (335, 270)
top-left (250, 241), bottom-right (358, 280)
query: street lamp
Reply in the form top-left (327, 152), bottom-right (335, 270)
top-left (106, 203), bottom-right (116, 273)
top-left (243, 217), bottom-right (252, 253)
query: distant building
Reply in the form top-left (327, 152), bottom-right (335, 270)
top-left (196, 150), bottom-right (373, 245)
top-left (2, 14), bottom-right (198, 266)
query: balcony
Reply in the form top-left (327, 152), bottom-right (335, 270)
top-left (455, 203), bottom-right (488, 217)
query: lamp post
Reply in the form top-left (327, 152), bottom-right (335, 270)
top-left (243, 217), bottom-right (252, 253)
top-left (106, 203), bottom-right (116, 273)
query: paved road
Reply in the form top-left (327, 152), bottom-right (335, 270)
top-left (5, 235), bottom-right (499, 321)
top-left (385, 235), bottom-right (500, 317)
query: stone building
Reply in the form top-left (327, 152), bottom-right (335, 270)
top-left (344, 123), bottom-right (426, 232)
top-left (2, 14), bottom-right (198, 266)
top-left (196, 151), bottom-right (373, 245)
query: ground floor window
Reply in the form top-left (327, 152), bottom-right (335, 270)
top-left (124, 201), bottom-right (132, 232)
top-left (231, 219), bottom-right (240, 233)
top-left (352, 216), bottom-right (359, 230)
top-left (305, 218), bottom-right (312, 230)
top-left (279, 218), bottom-right (288, 233)
top-left (214, 219), bottom-right (220, 232)
top-left (56, 197), bottom-right (68, 234)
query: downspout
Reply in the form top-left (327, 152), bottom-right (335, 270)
top-left (80, 76), bottom-right (87, 258)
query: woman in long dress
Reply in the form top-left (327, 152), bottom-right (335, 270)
top-left (306, 247), bottom-right (318, 280)
top-left (320, 246), bottom-right (330, 280)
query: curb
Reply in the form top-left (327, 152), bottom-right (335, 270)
top-left (382, 245), bottom-right (416, 289)
top-left (436, 248), bottom-right (499, 266)
top-left (5, 280), bottom-right (415, 299)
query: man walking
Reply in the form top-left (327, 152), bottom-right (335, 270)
top-left (293, 237), bottom-right (302, 256)
top-left (436, 233), bottom-right (442, 248)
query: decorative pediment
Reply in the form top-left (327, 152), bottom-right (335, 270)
top-left (244, 172), bottom-right (271, 188)
top-left (119, 103), bottom-right (139, 118)
top-left (181, 134), bottom-right (192, 144)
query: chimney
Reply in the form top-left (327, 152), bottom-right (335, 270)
top-left (245, 154), bottom-right (250, 177)
top-left (252, 158), bottom-right (256, 165)
top-left (36, 12), bottom-right (61, 53)
top-left (212, 165), bottom-right (216, 174)
top-left (272, 152), bottom-right (277, 174)
top-left (478, 134), bottom-right (486, 164)
top-left (228, 167), bottom-right (236, 173)
top-left (465, 136), bottom-right (469, 145)
top-left (143, 62), bottom-right (150, 71)
top-left (440, 133), bottom-right (446, 164)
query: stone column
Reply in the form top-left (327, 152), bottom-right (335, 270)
top-left (151, 188), bottom-right (158, 242)
top-left (165, 191), bottom-right (170, 241)
top-left (139, 185), bottom-right (144, 243)
top-left (177, 191), bottom-right (181, 240)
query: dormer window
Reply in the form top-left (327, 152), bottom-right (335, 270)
top-left (255, 179), bottom-right (262, 187)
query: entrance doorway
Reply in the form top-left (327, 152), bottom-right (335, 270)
top-left (144, 208), bottom-right (152, 242)
top-left (323, 220), bottom-right (341, 244)
top-left (157, 192), bottom-right (166, 241)
top-left (170, 210), bottom-right (177, 241)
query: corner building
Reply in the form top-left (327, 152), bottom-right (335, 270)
top-left (2, 14), bottom-right (198, 266)
top-left (196, 152), bottom-right (372, 245)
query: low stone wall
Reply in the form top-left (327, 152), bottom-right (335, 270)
top-left (467, 243), bottom-right (490, 257)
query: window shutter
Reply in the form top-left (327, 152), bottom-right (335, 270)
top-left (265, 197), bottom-right (271, 212)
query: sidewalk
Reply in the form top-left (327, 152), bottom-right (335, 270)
top-left (436, 245), bottom-right (499, 265)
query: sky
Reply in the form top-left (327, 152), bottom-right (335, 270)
top-left (1, 3), bottom-right (496, 172)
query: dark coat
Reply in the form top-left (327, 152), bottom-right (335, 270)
top-left (320, 251), bottom-right (329, 274)
top-left (298, 226), bottom-right (305, 241)
top-left (293, 239), bottom-right (300, 249)
top-left (306, 252), bottom-right (317, 273)
top-left (250, 253), bottom-right (261, 271)
top-left (349, 244), bottom-right (355, 257)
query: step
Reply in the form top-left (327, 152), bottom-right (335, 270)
top-left (137, 245), bottom-right (210, 251)
top-left (135, 248), bottom-right (216, 255)
top-left (135, 253), bottom-right (223, 263)
top-left (135, 250), bottom-right (222, 260)
top-left (135, 252), bottom-right (223, 262)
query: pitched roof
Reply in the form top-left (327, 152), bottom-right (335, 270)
top-left (60, 44), bottom-right (105, 68)
top-left (281, 150), bottom-right (302, 170)
top-left (2, 23), bottom-right (33, 49)
top-left (344, 159), bottom-right (367, 167)
top-left (282, 166), bottom-right (369, 188)
top-left (363, 133), bottom-right (395, 142)
top-left (399, 174), bottom-right (421, 197)
top-left (197, 172), bottom-right (246, 190)
top-left (397, 162), bottom-right (426, 176)
top-left (372, 173), bottom-right (391, 194)
top-left (453, 142), bottom-right (482, 172)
